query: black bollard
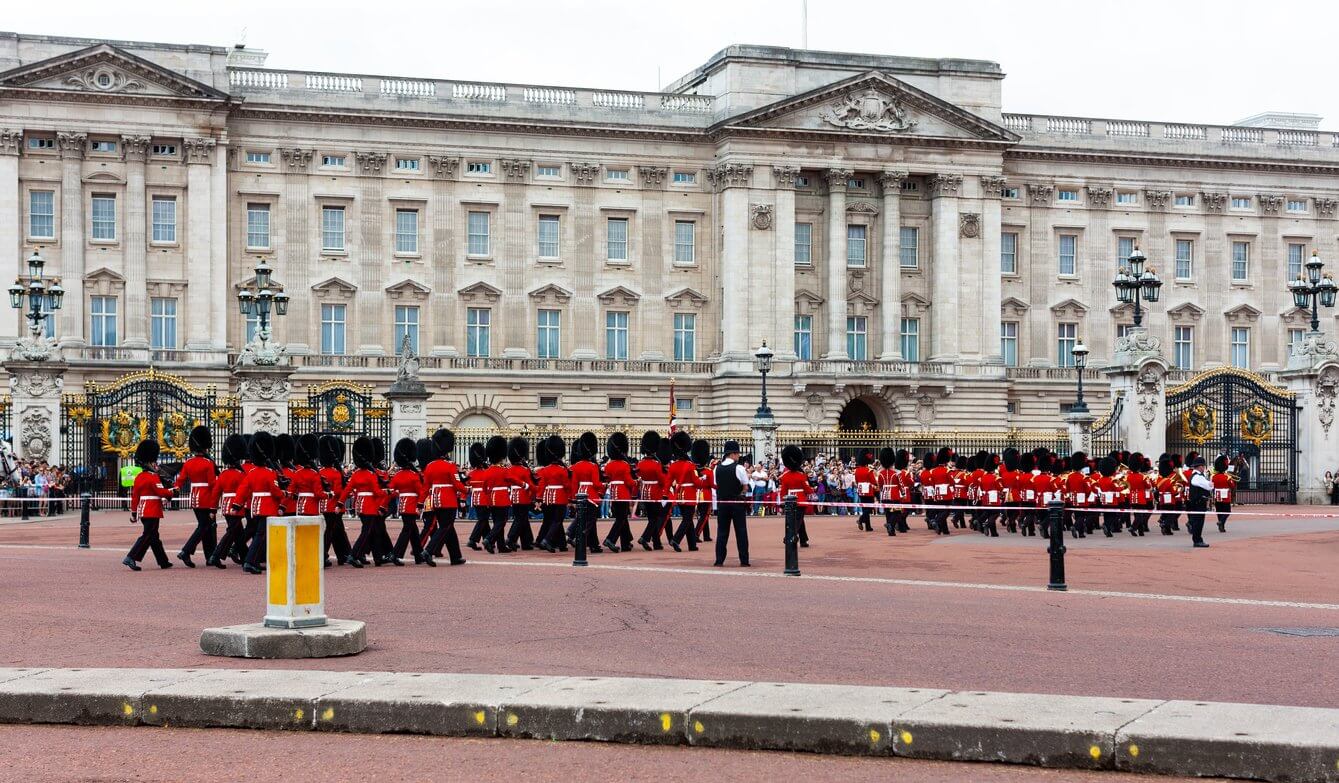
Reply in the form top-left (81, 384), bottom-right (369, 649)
top-left (782, 495), bottom-right (801, 576)
top-left (78, 493), bottom-right (92, 549)
top-left (1046, 499), bottom-right (1066, 591)
top-left (21, 495), bottom-right (29, 521)
top-left (572, 500), bottom-right (589, 567)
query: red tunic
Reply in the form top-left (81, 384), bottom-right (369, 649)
top-left (666, 459), bottom-right (697, 504)
top-left (853, 466), bottom-right (877, 499)
top-left (173, 455), bottom-right (217, 509)
top-left (569, 460), bottom-right (604, 504)
top-left (389, 468), bottom-right (424, 516)
top-left (927, 466), bottom-right (952, 503)
top-left (466, 468), bottom-right (489, 509)
top-left (977, 472), bottom-right (1003, 506)
top-left (697, 465), bottom-right (715, 503)
top-left (777, 469), bottom-right (812, 512)
top-left (535, 463), bottom-right (572, 506)
top-left (481, 464), bottom-right (514, 507)
top-left (235, 466), bottom-right (284, 517)
top-left (1064, 472), bottom-right (1092, 507)
top-left (1127, 470), bottom-right (1151, 507)
top-left (288, 466), bottom-right (325, 516)
top-left (213, 467), bottom-right (245, 517)
top-left (131, 470), bottom-right (173, 520)
top-left (318, 466), bottom-right (345, 513)
top-left (1211, 472), bottom-right (1236, 504)
top-left (604, 459), bottom-right (635, 501)
top-left (1095, 475), bottom-right (1121, 507)
top-left (338, 468), bottom-right (387, 516)
top-left (505, 464), bottom-right (534, 506)
top-left (422, 460), bottom-right (465, 510)
top-left (280, 466), bottom-right (300, 516)
top-left (636, 458), bottom-right (666, 501)
top-left (1156, 476), bottom-right (1181, 508)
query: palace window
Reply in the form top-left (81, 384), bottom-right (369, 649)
top-left (846, 224), bottom-right (867, 267)
top-left (394, 305), bottom-right (419, 355)
top-left (608, 397), bottom-right (626, 410)
top-left (1000, 231), bottom-right (1018, 274)
top-left (900, 180), bottom-right (918, 192)
top-left (606, 217), bottom-right (628, 262)
top-left (28, 191), bottom-right (54, 239)
top-left (899, 226), bottom-right (918, 268)
top-left (605, 311), bottom-right (629, 360)
top-left (1231, 241), bottom-right (1249, 282)
top-left (91, 195), bottom-right (116, 241)
top-left (536, 165), bottom-right (561, 178)
top-left (1117, 236), bottom-right (1136, 269)
top-left (1116, 192), bottom-right (1137, 205)
top-left (899, 317), bottom-right (920, 362)
top-left (1230, 327), bottom-right (1250, 369)
top-left (539, 396), bottom-right (559, 409)
top-left (1001, 186), bottom-right (1019, 199)
top-left (466, 161), bottom-right (491, 174)
top-left (467, 211), bottom-right (490, 256)
top-left (394, 158), bottom-right (420, 172)
top-left (151, 196), bottom-right (176, 243)
top-left (1057, 189), bottom-right (1079, 202)
top-left (1287, 243), bottom-right (1306, 279)
top-left (321, 206), bottom-right (345, 251)
top-left (246, 203), bottom-right (270, 249)
top-left (846, 315), bottom-right (868, 361)
top-left (1058, 234), bottom-right (1077, 276)
top-left (1174, 194), bottom-right (1195, 207)
top-left (793, 315), bottom-right (812, 361)
top-left (677, 398), bottom-right (694, 411)
top-left (322, 155), bottom-right (346, 167)
top-left (1287, 328), bottom-right (1305, 355)
top-left (320, 303), bottom-right (346, 355)
top-left (466, 307), bottom-right (491, 358)
top-left (90, 296), bottom-right (117, 347)
top-left (90, 139), bottom-right (117, 153)
top-left (151, 144), bottom-right (176, 157)
top-left (538, 215), bottom-right (560, 259)
top-left (1173, 326), bottom-right (1194, 370)
top-left (1057, 322), bottom-right (1077, 367)
top-left (245, 312), bottom-right (260, 344)
top-left (27, 137), bottom-right (54, 150)
top-left (1231, 196), bottom-right (1252, 209)
top-left (150, 297), bottom-right (176, 351)
top-left (672, 171), bottom-right (696, 184)
top-left (1286, 199), bottom-right (1308, 213)
top-left (1001, 321), bottom-right (1018, 367)
top-left (847, 177), bottom-right (866, 190)
top-left (794, 222), bottom-right (813, 265)
top-left (1174, 239), bottom-right (1193, 280)
top-left (795, 175), bottom-right (810, 187)
top-left (673, 220), bottom-right (696, 265)
top-left (246, 151), bottom-right (271, 164)
top-left (606, 168), bottom-right (630, 182)
top-left (537, 308), bottom-right (561, 359)
top-left (395, 209), bottom-right (419, 254)
top-left (673, 313), bottom-right (696, 361)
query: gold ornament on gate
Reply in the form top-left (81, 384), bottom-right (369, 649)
top-left (1180, 402), bottom-right (1216, 445)
top-left (327, 393), bottom-right (354, 430)
top-left (157, 411), bottom-right (196, 458)
top-left (101, 409), bottom-right (148, 458)
top-left (1239, 403), bottom-right (1273, 446)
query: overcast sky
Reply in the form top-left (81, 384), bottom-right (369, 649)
top-left (6, 0), bottom-right (1332, 126)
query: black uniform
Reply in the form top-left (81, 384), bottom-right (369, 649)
top-left (713, 443), bottom-right (750, 567)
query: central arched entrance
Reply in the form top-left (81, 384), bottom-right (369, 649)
top-left (838, 398), bottom-right (880, 431)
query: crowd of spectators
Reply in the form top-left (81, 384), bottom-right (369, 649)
top-left (0, 459), bottom-right (73, 517)
top-left (1326, 471), bottom-right (1339, 505)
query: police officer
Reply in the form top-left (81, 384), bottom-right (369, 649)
top-left (1185, 455), bottom-right (1214, 548)
top-left (713, 440), bottom-right (751, 567)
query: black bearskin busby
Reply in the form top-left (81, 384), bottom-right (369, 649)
top-left (691, 438), bottom-right (711, 468)
top-left (535, 437), bottom-right (553, 467)
top-left (249, 431), bottom-right (275, 466)
top-left (578, 432), bottom-right (598, 463)
top-left (297, 433), bottom-right (320, 468)
top-left (782, 444), bottom-right (805, 472)
top-left (134, 438), bottom-right (160, 467)
top-left (1019, 452), bottom-right (1035, 473)
top-left (670, 430), bottom-right (692, 459)
top-left (1214, 454), bottom-right (1228, 473)
top-left (640, 431), bottom-right (661, 458)
top-left (922, 451), bottom-right (936, 470)
top-left (544, 435), bottom-right (565, 467)
top-left (276, 433), bottom-right (296, 467)
top-left (657, 438), bottom-right (673, 464)
top-left (485, 435), bottom-right (507, 465)
top-left (431, 428), bottom-right (455, 461)
top-left (351, 436), bottom-right (375, 470)
top-left (393, 437), bottom-right (416, 469)
top-left (878, 447), bottom-right (895, 469)
top-left (222, 434), bottom-right (247, 467)
top-left (467, 442), bottom-right (486, 470)
top-left (1070, 451), bottom-right (1088, 472)
top-left (895, 449), bottom-right (910, 470)
top-left (607, 432), bottom-right (629, 462)
top-left (1098, 456), bottom-right (1117, 477)
top-left (508, 436), bottom-right (529, 465)
top-left (188, 425), bottom-right (211, 455)
top-left (1158, 455), bottom-right (1174, 478)
top-left (856, 449), bottom-right (874, 467)
top-left (416, 438), bottom-right (437, 471)
top-left (371, 437), bottom-right (386, 468)
top-left (1003, 448), bottom-right (1021, 473)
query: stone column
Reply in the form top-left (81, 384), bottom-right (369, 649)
top-left (638, 166), bottom-right (669, 359)
top-left (121, 136), bottom-right (150, 349)
top-left (569, 162), bottom-right (599, 359)
top-left (183, 138), bottom-right (216, 350)
top-left (210, 141), bottom-right (229, 352)
top-left (823, 168), bottom-right (852, 359)
top-left (1281, 341), bottom-right (1339, 503)
top-left (5, 360), bottom-right (66, 462)
top-left (279, 148), bottom-right (314, 353)
top-left (713, 162), bottom-right (753, 361)
top-left (427, 155), bottom-right (459, 356)
top-left (0, 130), bottom-right (21, 343)
top-left (877, 171), bottom-right (907, 360)
top-left (500, 158), bottom-right (530, 358)
top-left (234, 364), bottom-right (295, 435)
top-left (929, 173), bottom-right (963, 360)
top-left (354, 151), bottom-right (387, 355)
top-left (1064, 410), bottom-right (1096, 455)
top-left (385, 373), bottom-right (431, 443)
top-left (772, 166), bottom-right (800, 361)
top-left (980, 175), bottom-right (1007, 364)
top-left (750, 413), bottom-right (778, 465)
top-left (1102, 350), bottom-right (1169, 458)
top-left (56, 132), bottom-right (87, 346)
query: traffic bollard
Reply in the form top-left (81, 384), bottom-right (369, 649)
top-left (782, 495), bottom-right (801, 576)
top-left (78, 493), bottom-right (92, 548)
top-left (572, 500), bottom-right (589, 567)
top-left (1046, 500), bottom-right (1067, 591)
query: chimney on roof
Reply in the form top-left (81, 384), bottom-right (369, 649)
top-left (1232, 112), bottom-right (1322, 130)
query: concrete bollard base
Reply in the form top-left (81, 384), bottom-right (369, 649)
top-left (199, 619), bottom-right (366, 659)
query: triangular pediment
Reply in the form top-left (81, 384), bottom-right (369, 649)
top-left (312, 276), bottom-right (358, 294)
top-left (1049, 298), bottom-right (1089, 316)
top-left (85, 267), bottom-right (125, 283)
top-left (1167, 302), bottom-right (1205, 318)
top-left (847, 290), bottom-right (879, 305)
top-left (1223, 303), bottom-right (1262, 321)
top-left (665, 287), bottom-right (709, 307)
top-left (0, 43), bottom-right (228, 101)
top-left (458, 281), bottom-right (503, 303)
top-left (597, 285), bottom-right (642, 306)
top-left (528, 283), bottom-right (573, 304)
top-left (1002, 296), bottom-right (1030, 316)
top-left (385, 277), bottom-right (431, 296)
top-left (717, 71), bottom-right (1018, 144)
top-left (795, 289), bottom-right (825, 306)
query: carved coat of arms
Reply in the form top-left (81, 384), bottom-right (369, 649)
top-left (1239, 403), bottom-right (1273, 446)
top-left (157, 410), bottom-right (196, 458)
top-left (1180, 402), bottom-right (1216, 445)
top-left (821, 89), bottom-right (916, 133)
top-left (327, 393), bottom-right (356, 431)
top-left (101, 410), bottom-right (148, 458)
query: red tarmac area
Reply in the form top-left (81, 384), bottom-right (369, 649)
top-left (1, 506), bottom-right (1337, 709)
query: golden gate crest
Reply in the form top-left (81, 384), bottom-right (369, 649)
top-left (1239, 403), bottom-right (1273, 446)
top-left (1180, 402), bottom-right (1216, 445)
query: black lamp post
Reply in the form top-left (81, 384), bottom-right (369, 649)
top-left (1112, 246), bottom-right (1162, 327)
top-left (1071, 339), bottom-right (1090, 414)
top-left (8, 248), bottom-right (64, 341)
top-left (1287, 250), bottom-right (1338, 333)
top-left (236, 256), bottom-right (289, 344)
top-left (754, 341), bottom-right (774, 418)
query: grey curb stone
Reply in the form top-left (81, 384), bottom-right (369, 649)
top-left (498, 676), bottom-right (747, 744)
top-left (142, 669), bottom-right (372, 730)
top-left (688, 682), bottom-right (949, 755)
top-left (315, 673), bottom-right (562, 735)
top-left (1116, 700), bottom-right (1339, 783)
top-left (0, 668), bottom-right (207, 726)
top-left (891, 690), bottom-right (1162, 770)
top-left (199, 620), bottom-right (367, 659)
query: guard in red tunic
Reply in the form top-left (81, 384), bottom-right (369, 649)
top-left (1094, 455), bottom-right (1122, 538)
top-left (568, 431), bottom-right (605, 551)
top-left (206, 434), bottom-right (247, 568)
top-left (504, 437), bottom-right (537, 551)
top-left (317, 436), bottom-right (350, 564)
top-left (1211, 455), bottom-right (1237, 532)
top-left (123, 439), bottom-right (175, 571)
top-left (337, 436), bottom-right (390, 568)
top-left (232, 431), bottom-right (286, 574)
top-left (778, 445), bottom-right (812, 546)
top-left (173, 425), bottom-right (217, 568)
top-left (667, 430), bottom-right (699, 552)
top-left (388, 437), bottom-right (427, 565)
top-left (423, 428), bottom-right (468, 565)
top-left (535, 435), bottom-right (571, 553)
top-left (691, 439), bottom-right (714, 543)
top-left (635, 432), bottom-right (668, 550)
top-left (977, 453), bottom-right (1003, 537)
top-left (275, 434), bottom-right (299, 517)
top-left (289, 434), bottom-right (326, 519)
top-left (875, 447), bottom-right (899, 537)
top-left (601, 433), bottom-right (636, 552)
top-left (853, 450), bottom-right (877, 532)
top-left (479, 436), bottom-right (517, 554)
top-left (465, 443), bottom-right (491, 551)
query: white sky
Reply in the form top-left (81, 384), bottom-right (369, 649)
top-left (6, 0), bottom-right (1333, 126)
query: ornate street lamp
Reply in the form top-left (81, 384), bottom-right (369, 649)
top-left (1111, 246), bottom-right (1162, 327)
top-left (754, 341), bottom-right (774, 419)
top-left (236, 256), bottom-right (287, 365)
top-left (1071, 338), bottom-right (1090, 414)
top-left (1288, 250), bottom-right (1338, 333)
top-left (8, 247), bottom-right (63, 351)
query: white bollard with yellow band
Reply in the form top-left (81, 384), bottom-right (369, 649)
top-left (265, 515), bottom-right (326, 629)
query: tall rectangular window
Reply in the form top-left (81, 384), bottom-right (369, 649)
top-left (1174, 239), bottom-right (1193, 280)
top-left (246, 203), bottom-right (270, 249)
top-left (467, 211), bottom-right (490, 256)
top-left (794, 222), bottom-right (813, 265)
top-left (28, 191), bottom-right (54, 239)
top-left (674, 220), bottom-right (696, 264)
top-left (606, 217), bottom-right (628, 261)
top-left (899, 226), bottom-right (919, 268)
top-left (1058, 234), bottom-right (1077, 276)
top-left (90, 296), bottom-right (117, 346)
top-left (537, 215), bottom-right (560, 258)
top-left (846, 224), bottom-right (867, 267)
top-left (1001, 321), bottom-right (1018, 367)
top-left (91, 195), bottom-right (116, 240)
top-left (1287, 328), bottom-right (1305, 356)
top-left (1117, 236), bottom-right (1135, 269)
top-left (673, 313), bottom-right (696, 361)
top-left (846, 316), bottom-right (868, 360)
top-left (793, 315), bottom-right (812, 360)
top-left (1287, 243), bottom-right (1305, 279)
top-left (466, 307), bottom-right (491, 358)
top-left (321, 206), bottom-right (345, 251)
top-left (1174, 326), bottom-right (1194, 370)
top-left (536, 308), bottom-right (561, 359)
top-left (320, 303), bottom-right (346, 355)
top-left (1230, 327), bottom-right (1250, 369)
top-left (394, 209), bottom-right (418, 254)
top-left (149, 297), bottom-right (176, 350)
top-left (393, 305), bottom-right (419, 354)
top-left (245, 312), bottom-right (260, 344)
top-left (1000, 231), bottom-right (1018, 274)
top-left (605, 311), bottom-right (629, 360)
top-left (899, 317), bottom-right (920, 362)
top-left (1057, 322), bottom-right (1077, 367)
top-left (151, 196), bottom-right (176, 243)
top-left (1231, 241), bottom-right (1249, 282)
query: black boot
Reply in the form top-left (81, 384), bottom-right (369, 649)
top-left (176, 551), bottom-right (195, 568)
top-left (122, 556), bottom-right (141, 572)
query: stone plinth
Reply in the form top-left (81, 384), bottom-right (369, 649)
top-left (1064, 410), bottom-right (1096, 455)
top-left (750, 414), bottom-right (778, 464)
top-left (385, 384), bottom-right (431, 443)
top-left (1102, 354), bottom-right (1169, 458)
top-left (1280, 359), bottom-right (1339, 504)
top-left (199, 619), bottom-right (366, 659)
top-left (233, 363), bottom-right (296, 434)
top-left (3, 358), bottom-right (66, 463)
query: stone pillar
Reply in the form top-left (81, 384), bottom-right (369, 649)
top-left (929, 173), bottom-right (963, 360)
top-left (877, 171), bottom-right (907, 360)
top-left (56, 132), bottom-right (87, 347)
top-left (210, 141), bottom-right (229, 352)
top-left (980, 175), bottom-right (1007, 364)
top-left (385, 386), bottom-right (431, 443)
top-left (638, 166), bottom-right (669, 359)
top-left (5, 359), bottom-right (66, 463)
top-left (823, 168), bottom-right (852, 359)
top-left (279, 148), bottom-right (314, 353)
top-left (750, 414), bottom-right (778, 465)
top-left (500, 158), bottom-right (530, 358)
top-left (713, 162), bottom-right (753, 361)
top-left (121, 136), bottom-right (150, 349)
top-left (353, 151), bottom-right (387, 356)
top-left (234, 364), bottom-right (295, 435)
top-left (1102, 347), bottom-right (1169, 458)
top-left (771, 166), bottom-right (799, 360)
top-left (1065, 410), bottom-right (1096, 455)
top-left (183, 138), bottom-right (216, 350)
top-left (0, 130), bottom-right (21, 343)
top-left (1281, 341), bottom-right (1339, 503)
top-left (569, 162), bottom-right (599, 359)
top-left (427, 155), bottom-right (459, 356)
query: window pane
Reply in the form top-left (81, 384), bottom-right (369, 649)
top-left (605, 311), bottom-right (628, 360)
top-left (899, 226), bottom-right (918, 268)
top-left (674, 221), bottom-right (695, 264)
top-left (1057, 323), bottom-right (1077, 367)
top-left (1174, 326), bottom-right (1193, 370)
top-left (1231, 242), bottom-right (1249, 281)
top-left (1117, 237), bottom-right (1135, 269)
top-left (1000, 232), bottom-right (1017, 274)
top-left (794, 223), bottom-right (812, 265)
top-left (246, 204), bottom-right (270, 249)
top-left (395, 209), bottom-right (418, 254)
top-left (393, 305), bottom-right (419, 354)
top-left (467, 307), bottom-right (491, 357)
top-left (673, 313), bottom-right (696, 361)
top-left (846, 316), bottom-right (867, 360)
top-left (91, 195), bottom-right (116, 240)
top-left (321, 206), bottom-right (345, 251)
top-left (793, 315), bottom-right (812, 361)
top-left (468, 211), bottom-right (490, 256)
top-left (91, 296), bottom-right (117, 346)
top-left (899, 318), bottom-right (919, 362)
top-left (150, 297), bottom-right (177, 350)
top-left (29, 191), bottom-right (55, 238)
top-left (1287, 244), bottom-right (1305, 279)
top-left (846, 224), bottom-right (866, 267)
top-left (1001, 321), bottom-right (1018, 367)
top-left (1230, 327), bottom-right (1249, 369)
top-left (538, 215), bottom-right (560, 258)
top-left (606, 218), bottom-right (628, 261)
top-left (537, 308), bottom-right (561, 358)
top-left (1058, 234), bottom-right (1076, 276)
top-left (1175, 239), bottom-right (1193, 279)
top-left (320, 303), bottom-right (346, 355)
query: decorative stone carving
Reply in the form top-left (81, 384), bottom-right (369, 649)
top-left (238, 376), bottom-right (292, 402)
top-left (569, 162), bottom-right (600, 185)
top-left (399, 402), bottom-right (424, 416)
top-left (824, 168), bottom-right (854, 189)
top-left (64, 66), bottom-right (145, 93)
top-left (928, 173), bottom-right (962, 197)
top-left (427, 155), bottom-right (459, 179)
top-left (959, 213), bottom-right (981, 238)
top-left (915, 395), bottom-right (936, 429)
top-left (120, 135), bottom-right (151, 161)
top-left (389, 332), bottom-right (426, 395)
top-left (1287, 331), bottom-right (1339, 371)
top-left (280, 147), bottom-right (314, 172)
top-left (18, 407), bottom-right (52, 461)
top-left (1317, 366), bottom-right (1338, 436)
top-left (820, 89), bottom-right (916, 133)
top-left (1115, 328), bottom-right (1162, 356)
top-left (1136, 366), bottom-right (1165, 438)
top-left (1144, 190), bottom-right (1173, 209)
top-left (880, 170), bottom-right (910, 192)
top-left (750, 204), bottom-right (774, 230)
top-left (1201, 192), bottom-right (1228, 212)
top-left (1316, 198), bottom-right (1338, 218)
top-left (803, 395), bottom-right (825, 425)
top-left (772, 165), bottom-right (801, 188)
top-left (638, 165), bottom-right (668, 187)
top-left (183, 137), bottom-right (216, 164)
top-left (0, 129), bottom-right (22, 156)
top-left (12, 370), bottom-right (62, 398)
top-left (236, 336), bottom-right (287, 367)
top-left (249, 408), bottom-right (282, 434)
top-left (9, 335), bottom-right (58, 362)
top-left (1085, 186), bottom-right (1113, 208)
top-left (1027, 184), bottom-right (1053, 205)
top-left (500, 159), bottom-right (531, 180)
top-left (845, 201), bottom-right (879, 215)
top-left (979, 175), bottom-right (1007, 196)
top-left (354, 150), bottom-right (388, 174)
top-left (1257, 194), bottom-right (1284, 214)
top-left (56, 132), bottom-right (87, 158)
top-left (707, 162), bottom-right (753, 190)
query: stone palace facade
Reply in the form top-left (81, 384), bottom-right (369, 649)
top-left (1, 30), bottom-right (1337, 434)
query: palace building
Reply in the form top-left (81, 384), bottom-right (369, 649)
top-left (1, 31), bottom-right (1336, 434)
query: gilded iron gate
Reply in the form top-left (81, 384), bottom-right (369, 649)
top-left (1089, 393), bottom-right (1125, 456)
top-left (1164, 367), bottom-right (1297, 504)
top-left (60, 369), bottom-right (241, 493)
top-left (289, 381), bottom-right (391, 458)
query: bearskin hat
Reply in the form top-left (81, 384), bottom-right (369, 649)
top-left (976, 451), bottom-right (990, 471)
top-left (1098, 456), bottom-right (1117, 477)
top-left (508, 436), bottom-right (529, 465)
top-left (222, 434), bottom-right (247, 466)
top-left (670, 430), bottom-right (692, 459)
top-left (543, 435), bottom-right (565, 466)
top-left (1171, 453), bottom-right (1184, 468)
top-left (1069, 451), bottom-right (1088, 472)
top-left (1019, 452), bottom-right (1035, 472)
top-left (317, 436), bottom-right (339, 468)
top-left (1213, 454), bottom-right (1228, 473)
top-left (895, 449), bottom-right (910, 470)
top-left (579, 432), bottom-right (598, 463)
top-left (856, 450), bottom-right (874, 467)
top-left (1003, 448), bottom-right (1021, 472)
top-left (467, 442), bottom-right (486, 470)
top-left (485, 435), bottom-right (507, 465)
top-left (656, 439), bottom-right (673, 464)
top-left (922, 452), bottom-right (936, 469)
top-left (393, 437), bottom-right (416, 469)
top-left (691, 438), bottom-right (711, 467)
top-left (607, 432), bottom-right (629, 462)
top-left (416, 438), bottom-right (437, 470)
top-left (276, 433), bottom-right (296, 466)
top-left (297, 433), bottom-right (320, 467)
top-left (188, 425), bottom-right (211, 455)
top-left (1131, 452), bottom-right (1146, 472)
top-left (782, 444), bottom-right (805, 471)
top-left (250, 431), bottom-right (275, 465)
top-left (431, 428), bottom-right (455, 459)
top-left (351, 435), bottom-right (375, 470)
top-left (535, 437), bottom-right (553, 467)
top-left (937, 447), bottom-right (953, 466)
top-left (1158, 456), bottom-right (1174, 477)
top-left (640, 431), bottom-right (661, 458)
top-left (371, 437), bottom-right (386, 467)
top-left (878, 447), bottom-right (895, 469)
top-left (134, 438), bottom-right (160, 466)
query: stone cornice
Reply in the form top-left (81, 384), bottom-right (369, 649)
top-left (1006, 146), bottom-right (1339, 177)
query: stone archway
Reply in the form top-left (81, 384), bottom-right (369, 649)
top-left (838, 397), bottom-right (885, 431)
top-left (453, 409), bottom-right (504, 429)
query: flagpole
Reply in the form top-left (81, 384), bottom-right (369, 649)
top-left (668, 377), bottom-right (678, 436)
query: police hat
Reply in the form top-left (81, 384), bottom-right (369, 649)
top-left (722, 439), bottom-right (741, 457)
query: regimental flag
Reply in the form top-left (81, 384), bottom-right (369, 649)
top-left (668, 378), bottom-right (679, 435)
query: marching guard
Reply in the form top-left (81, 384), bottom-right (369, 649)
top-left (1212, 455), bottom-right (1237, 532)
top-left (853, 450), bottom-right (877, 532)
top-left (602, 433), bottom-right (636, 552)
top-left (173, 425), bottom-right (218, 568)
top-left (422, 428), bottom-right (468, 565)
top-left (388, 437), bottom-right (427, 565)
top-left (122, 439), bottom-right (175, 571)
top-left (667, 431), bottom-right (699, 552)
top-left (233, 432), bottom-right (285, 574)
top-left (207, 435), bottom-right (248, 569)
top-left (534, 435), bottom-right (570, 553)
top-left (691, 439), bottom-right (714, 543)
top-left (636, 432), bottom-right (668, 550)
top-left (318, 436), bottom-right (351, 565)
top-left (568, 432), bottom-right (604, 552)
top-left (504, 437), bottom-right (536, 551)
top-left (778, 445), bottom-right (812, 546)
top-left (339, 436), bottom-right (392, 567)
